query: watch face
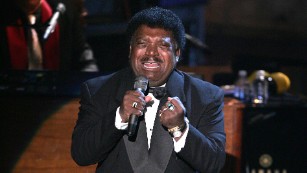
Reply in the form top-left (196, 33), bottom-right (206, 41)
top-left (172, 130), bottom-right (182, 138)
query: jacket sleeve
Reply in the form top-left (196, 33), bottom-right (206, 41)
top-left (71, 82), bottom-right (124, 166)
top-left (178, 87), bottom-right (226, 173)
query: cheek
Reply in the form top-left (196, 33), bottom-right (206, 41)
top-left (129, 49), bottom-right (143, 69)
top-left (163, 55), bottom-right (176, 66)
top-left (130, 48), bottom-right (144, 59)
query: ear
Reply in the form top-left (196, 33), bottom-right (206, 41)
top-left (175, 49), bottom-right (181, 62)
top-left (175, 49), bottom-right (181, 57)
top-left (128, 45), bottom-right (132, 58)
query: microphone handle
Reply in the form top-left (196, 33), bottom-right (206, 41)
top-left (127, 114), bottom-right (139, 137)
top-left (43, 11), bottom-right (60, 40)
top-left (127, 88), bottom-right (143, 137)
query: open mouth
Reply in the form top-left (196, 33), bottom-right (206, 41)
top-left (143, 62), bottom-right (160, 69)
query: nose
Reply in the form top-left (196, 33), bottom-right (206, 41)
top-left (145, 44), bottom-right (159, 57)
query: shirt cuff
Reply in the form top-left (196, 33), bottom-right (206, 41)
top-left (115, 107), bottom-right (128, 130)
top-left (173, 118), bottom-right (189, 152)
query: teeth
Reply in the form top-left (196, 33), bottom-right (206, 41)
top-left (144, 62), bottom-right (159, 69)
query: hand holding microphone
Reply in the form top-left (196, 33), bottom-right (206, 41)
top-left (119, 76), bottom-right (151, 137)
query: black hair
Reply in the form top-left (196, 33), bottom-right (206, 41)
top-left (126, 7), bottom-right (186, 51)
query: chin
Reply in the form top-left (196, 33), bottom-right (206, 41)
top-left (149, 78), bottom-right (166, 87)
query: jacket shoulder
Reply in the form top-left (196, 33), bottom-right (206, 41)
top-left (82, 72), bottom-right (117, 97)
top-left (82, 68), bottom-right (133, 97)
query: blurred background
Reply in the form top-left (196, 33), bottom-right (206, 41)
top-left (83, 0), bottom-right (307, 97)
top-left (0, 0), bottom-right (306, 173)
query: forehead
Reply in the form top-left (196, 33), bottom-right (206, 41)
top-left (132, 25), bottom-right (174, 41)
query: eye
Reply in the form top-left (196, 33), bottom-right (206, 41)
top-left (135, 40), bottom-right (147, 48)
top-left (159, 42), bottom-right (171, 50)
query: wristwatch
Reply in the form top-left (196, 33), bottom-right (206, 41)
top-left (168, 122), bottom-right (187, 138)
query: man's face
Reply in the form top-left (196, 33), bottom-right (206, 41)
top-left (129, 25), bottom-right (180, 87)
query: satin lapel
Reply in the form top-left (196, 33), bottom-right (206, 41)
top-left (123, 119), bottom-right (149, 172)
top-left (166, 70), bottom-right (186, 104)
top-left (121, 68), bottom-right (148, 172)
top-left (149, 96), bottom-right (173, 173)
top-left (167, 70), bottom-right (191, 123)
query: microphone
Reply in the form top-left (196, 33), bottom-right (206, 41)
top-left (127, 76), bottom-right (148, 137)
top-left (43, 3), bottom-right (66, 40)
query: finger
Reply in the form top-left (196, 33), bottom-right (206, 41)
top-left (168, 97), bottom-right (186, 113)
top-left (126, 93), bottom-right (146, 109)
top-left (121, 94), bottom-right (145, 117)
top-left (166, 102), bottom-right (175, 111)
top-left (145, 95), bottom-right (153, 103)
top-left (131, 109), bottom-right (143, 117)
top-left (133, 98), bottom-right (146, 110)
top-left (158, 105), bottom-right (168, 117)
top-left (168, 97), bottom-right (179, 106)
top-left (127, 90), bottom-right (145, 97)
top-left (167, 97), bottom-right (174, 102)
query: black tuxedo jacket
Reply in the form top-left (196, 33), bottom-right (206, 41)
top-left (71, 67), bottom-right (226, 173)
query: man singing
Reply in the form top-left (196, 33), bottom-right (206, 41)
top-left (71, 7), bottom-right (225, 173)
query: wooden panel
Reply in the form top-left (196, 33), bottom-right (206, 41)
top-left (12, 99), bottom-right (96, 173)
top-left (222, 98), bottom-right (245, 173)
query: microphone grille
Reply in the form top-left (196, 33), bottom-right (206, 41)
top-left (57, 3), bottom-right (66, 13)
top-left (134, 76), bottom-right (148, 93)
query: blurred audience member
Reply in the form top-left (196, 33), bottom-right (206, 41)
top-left (0, 0), bottom-right (98, 71)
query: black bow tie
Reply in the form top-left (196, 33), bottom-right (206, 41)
top-left (148, 87), bottom-right (167, 99)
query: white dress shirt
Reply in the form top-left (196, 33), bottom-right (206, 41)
top-left (115, 93), bottom-right (189, 152)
